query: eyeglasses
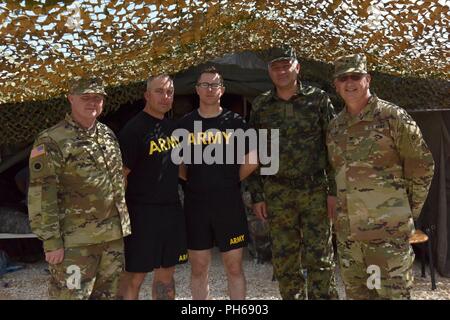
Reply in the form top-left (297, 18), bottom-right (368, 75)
top-left (336, 74), bottom-right (365, 82)
top-left (196, 82), bottom-right (223, 89)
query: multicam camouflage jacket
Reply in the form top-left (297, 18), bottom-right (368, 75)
top-left (326, 95), bottom-right (434, 242)
top-left (247, 82), bottom-right (337, 203)
top-left (28, 114), bottom-right (131, 252)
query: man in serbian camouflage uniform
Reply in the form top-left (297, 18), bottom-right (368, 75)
top-left (326, 54), bottom-right (435, 299)
top-left (27, 77), bottom-right (131, 300)
top-left (247, 46), bottom-right (338, 299)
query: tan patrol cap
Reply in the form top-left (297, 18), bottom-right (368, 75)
top-left (68, 76), bottom-right (107, 95)
top-left (333, 54), bottom-right (368, 78)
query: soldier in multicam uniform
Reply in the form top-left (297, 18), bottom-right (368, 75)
top-left (326, 54), bottom-right (435, 299)
top-left (248, 47), bottom-right (338, 300)
top-left (27, 77), bottom-right (131, 300)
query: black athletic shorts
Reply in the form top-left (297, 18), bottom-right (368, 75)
top-left (184, 188), bottom-right (248, 252)
top-left (124, 203), bottom-right (188, 273)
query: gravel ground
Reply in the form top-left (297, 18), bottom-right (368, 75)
top-left (1, 248), bottom-right (449, 300)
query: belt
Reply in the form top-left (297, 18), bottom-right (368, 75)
top-left (269, 171), bottom-right (326, 189)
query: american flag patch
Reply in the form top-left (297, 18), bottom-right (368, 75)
top-left (30, 145), bottom-right (45, 158)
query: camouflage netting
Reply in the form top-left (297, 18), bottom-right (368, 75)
top-left (1, 57), bottom-right (449, 146)
top-left (0, 80), bottom-right (147, 146)
top-left (0, 0), bottom-right (449, 145)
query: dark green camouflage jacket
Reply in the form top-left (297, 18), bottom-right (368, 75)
top-left (247, 82), bottom-right (337, 203)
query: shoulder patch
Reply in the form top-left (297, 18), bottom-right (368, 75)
top-left (31, 160), bottom-right (43, 172)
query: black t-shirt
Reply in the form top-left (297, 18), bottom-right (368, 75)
top-left (177, 108), bottom-right (251, 192)
top-left (119, 111), bottom-right (180, 205)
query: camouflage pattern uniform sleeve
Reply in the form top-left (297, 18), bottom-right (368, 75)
top-left (28, 135), bottom-right (64, 252)
top-left (390, 110), bottom-right (435, 220)
top-left (319, 93), bottom-right (337, 196)
top-left (246, 97), bottom-right (266, 203)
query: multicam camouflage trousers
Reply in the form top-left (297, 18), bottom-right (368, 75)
top-left (48, 238), bottom-right (124, 300)
top-left (265, 180), bottom-right (337, 299)
top-left (337, 237), bottom-right (414, 300)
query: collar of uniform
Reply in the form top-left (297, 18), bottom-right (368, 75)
top-left (269, 81), bottom-right (304, 102)
top-left (64, 113), bottom-right (98, 137)
top-left (342, 95), bottom-right (378, 126)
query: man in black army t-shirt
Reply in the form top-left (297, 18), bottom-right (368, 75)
top-left (118, 75), bottom-right (187, 300)
top-left (177, 67), bottom-right (258, 300)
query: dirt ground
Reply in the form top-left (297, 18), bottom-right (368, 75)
top-left (0, 248), bottom-right (449, 300)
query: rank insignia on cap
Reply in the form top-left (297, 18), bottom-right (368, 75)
top-left (30, 145), bottom-right (46, 158)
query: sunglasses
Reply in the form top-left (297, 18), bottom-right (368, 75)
top-left (336, 74), bottom-right (365, 82)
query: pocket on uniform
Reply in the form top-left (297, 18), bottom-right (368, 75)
top-left (27, 185), bottom-right (42, 216)
top-left (258, 110), bottom-right (281, 128)
top-left (349, 121), bottom-right (394, 163)
top-left (293, 113), bottom-right (321, 137)
top-left (71, 153), bottom-right (97, 172)
top-left (347, 134), bottom-right (374, 163)
top-left (386, 240), bottom-right (414, 280)
top-left (346, 189), bottom-right (413, 241)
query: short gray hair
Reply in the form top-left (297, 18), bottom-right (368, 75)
top-left (146, 74), bottom-right (173, 90)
